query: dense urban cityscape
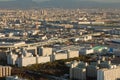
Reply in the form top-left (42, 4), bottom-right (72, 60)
top-left (0, 0), bottom-right (120, 80)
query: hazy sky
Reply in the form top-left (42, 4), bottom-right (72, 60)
top-left (0, 0), bottom-right (120, 3)
top-left (87, 0), bottom-right (120, 3)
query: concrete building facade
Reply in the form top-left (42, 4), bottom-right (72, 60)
top-left (70, 59), bottom-right (120, 80)
top-left (7, 47), bottom-right (79, 67)
top-left (97, 66), bottom-right (120, 80)
top-left (38, 47), bottom-right (52, 56)
top-left (0, 66), bottom-right (11, 77)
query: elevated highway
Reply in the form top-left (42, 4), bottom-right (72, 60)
top-left (0, 32), bottom-right (103, 49)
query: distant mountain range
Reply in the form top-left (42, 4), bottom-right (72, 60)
top-left (0, 0), bottom-right (120, 9)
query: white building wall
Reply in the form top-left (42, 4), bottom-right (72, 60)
top-left (85, 49), bottom-right (94, 54)
top-left (70, 68), bottom-right (86, 80)
top-left (78, 22), bottom-right (91, 24)
top-left (54, 53), bottom-right (68, 60)
top-left (37, 56), bottom-right (50, 64)
top-left (68, 50), bottom-right (79, 58)
top-left (17, 57), bottom-right (36, 67)
top-left (97, 67), bottom-right (120, 80)
top-left (13, 42), bottom-right (25, 46)
top-left (38, 47), bottom-right (52, 56)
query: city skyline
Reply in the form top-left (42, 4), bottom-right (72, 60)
top-left (0, 2), bottom-right (120, 80)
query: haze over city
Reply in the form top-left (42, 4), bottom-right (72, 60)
top-left (0, 0), bottom-right (120, 8)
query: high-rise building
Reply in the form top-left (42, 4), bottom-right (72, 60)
top-left (97, 66), bottom-right (120, 80)
top-left (70, 59), bottom-right (120, 80)
top-left (70, 61), bottom-right (88, 80)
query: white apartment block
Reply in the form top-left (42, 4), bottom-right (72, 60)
top-left (38, 47), bottom-right (53, 56)
top-left (70, 59), bottom-right (120, 80)
top-left (51, 53), bottom-right (68, 61)
top-left (51, 50), bottom-right (79, 61)
top-left (0, 66), bottom-right (11, 77)
top-left (70, 61), bottom-right (88, 80)
top-left (97, 66), bottom-right (120, 80)
top-left (7, 47), bottom-right (79, 67)
top-left (68, 50), bottom-right (79, 58)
